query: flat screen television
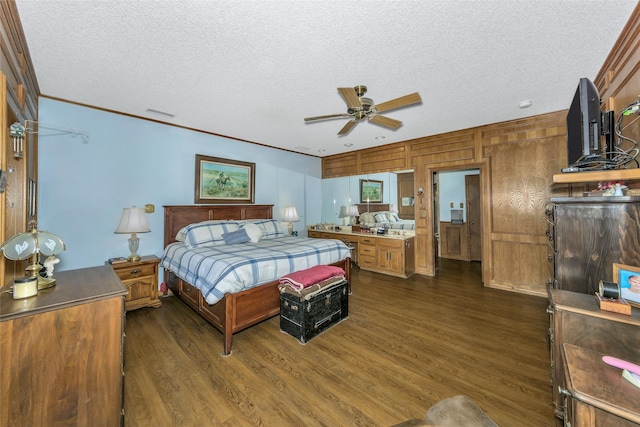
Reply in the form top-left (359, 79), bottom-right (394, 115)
top-left (566, 77), bottom-right (602, 168)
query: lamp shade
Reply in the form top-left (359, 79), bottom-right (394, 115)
top-left (347, 205), bottom-right (360, 217)
top-left (283, 206), bottom-right (299, 222)
top-left (115, 207), bottom-right (151, 234)
top-left (338, 206), bottom-right (348, 218)
top-left (1, 229), bottom-right (65, 260)
top-left (389, 204), bottom-right (398, 213)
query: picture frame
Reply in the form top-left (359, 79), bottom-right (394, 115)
top-left (612, 263), bottom-right (640, 308)
top-left (194, 155), bottom-right (255, 204)
top-left (360, 179), bottom-right (383, 203)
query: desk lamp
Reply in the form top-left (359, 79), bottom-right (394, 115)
top-left (0, 225), bottom-right (66, 299)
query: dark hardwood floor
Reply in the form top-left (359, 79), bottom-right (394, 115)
top-left (124, 259), bottom-right (555, 426)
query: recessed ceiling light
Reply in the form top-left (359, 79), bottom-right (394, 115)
top-left (518, 100), bottom-right (533, 109)
top-left (375, 136), bottom-right (386, 140)
top-left (344, 143), bottom-right (353, 147)
top-left (317, 149), bottom-right (326, 153)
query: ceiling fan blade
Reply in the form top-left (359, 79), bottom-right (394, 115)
top-left (338, 119), bottom-right (358, 135)
top-left (304, 113), bottom-right (351, 122)
top-left (374, 92), bottom-right (422, 113)
top-left (369, 114), bottom-right (403, 129)
top-left (338, 87), bottom-right (362, 109)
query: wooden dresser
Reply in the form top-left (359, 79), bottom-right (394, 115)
top-left (0, 265), bottom-right (127, 427)
top-left (562, 344), bottom-right (640, 426)
top-left (548, 288), bottom-right (640, 425)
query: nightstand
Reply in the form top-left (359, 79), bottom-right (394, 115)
top-left (109, 255), bottom-right (161, 311)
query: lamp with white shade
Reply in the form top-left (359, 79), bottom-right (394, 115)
top-left (283, 206), bottom-right (299, 235)
top-left (346, 205), bottom-right (359, 225)
top-left (115, 206), bottom-right (150, 262)
top-left (338, 206), bottom-right (349, 225)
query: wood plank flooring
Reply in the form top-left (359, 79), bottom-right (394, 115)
top-left (123, 259), bottom-right (555, 426)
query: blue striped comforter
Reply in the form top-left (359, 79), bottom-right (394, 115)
top-left (161, 237), bottom-right (350, 305)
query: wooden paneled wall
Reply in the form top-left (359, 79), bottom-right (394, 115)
top-left (0, 1), bottom-right (40, 286)
top-left (322, 4), bottom-right (640, 297)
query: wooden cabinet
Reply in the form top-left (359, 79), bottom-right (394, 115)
top-left (546, 197), bottom-right (640, 295)
top-left (308, 229), bottom-right (414, 277)
top-left (110, 255), bottom-right (161, 311)
top-left (439, 222), bottom-right (469, 261)
top-left (547, 288), bottom-right (640, 423)
top-left (0, 265), bottom-right (127, 427)
top-left (357, 234), bottom-right (414, 278)
top-left (562, 344), bottom-right (640, 426)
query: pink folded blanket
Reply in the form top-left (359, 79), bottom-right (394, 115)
top-left (279, 265), bottom-right (346, 291)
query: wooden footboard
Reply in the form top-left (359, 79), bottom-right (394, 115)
top-left (164, 257), bottom-right (350, 355)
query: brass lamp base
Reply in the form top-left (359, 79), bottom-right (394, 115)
top-left (37, 276), bottom-right (56, 290)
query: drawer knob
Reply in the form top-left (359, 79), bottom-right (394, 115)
top-left (129, 269), bottom-right (141, 274)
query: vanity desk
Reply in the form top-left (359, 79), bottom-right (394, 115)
top-left (308, 227), bottom-right (415, 278)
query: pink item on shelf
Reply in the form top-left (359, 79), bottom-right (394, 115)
top-left (602, 356), bottom-right (640, 376)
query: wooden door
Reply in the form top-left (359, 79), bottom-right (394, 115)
top-left (465, 174), bottom-right (481, 261)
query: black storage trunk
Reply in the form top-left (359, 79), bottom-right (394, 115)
top-left (280, 280), bottom-right (348, 344)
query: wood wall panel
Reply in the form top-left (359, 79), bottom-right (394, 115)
top-left (490, 240), bottom-right (550, 296)
top-left (485, 137), bottom-right (563, 236)
top-left (322, 152), bottom-right (358, 178)
top-left (359, 143), bottom-right (407, 173)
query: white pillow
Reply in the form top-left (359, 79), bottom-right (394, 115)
top-left (359, 212), bottom-right (376, 225)
top-left (243, 222), bottom-right (264, 243)
top-left (374, 212), bottom-right (389, 223)
top-left (184, 221), bottom-right (239, 248)
top-left (247, 219), bottom-right (285, 239)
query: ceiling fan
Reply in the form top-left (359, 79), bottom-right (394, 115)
top-left (304, 85), bottom-right (422, 135)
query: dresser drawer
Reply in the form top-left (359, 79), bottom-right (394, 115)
top-left (181, 280), bottom-right (200, 309)
top-left (359, 244), bottom-right (376, 257)
top-left (112, 263), bottom-right (157, 280)
top-left (359, 255), bottom-right (377, 268)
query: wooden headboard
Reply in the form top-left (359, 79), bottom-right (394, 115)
top-left (163, 204), bottom-right (274, 247)
top-left (355, 203), bottom-right (390, 214)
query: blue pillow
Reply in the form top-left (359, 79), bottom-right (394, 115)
top-left (222, 228), bottom-right (250, 245)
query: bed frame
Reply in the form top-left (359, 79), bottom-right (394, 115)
top-left (163, 204), bottom-right (351, 356)
top-left (355, 203), bottom-right (390, 214)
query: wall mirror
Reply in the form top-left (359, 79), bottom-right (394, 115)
top-left (321, 172), bottom-right (414, 224)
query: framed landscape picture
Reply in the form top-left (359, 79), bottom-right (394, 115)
top-left (613, 263), bottom-right (640, 308)
top-left (360, 179), bottom-right (383, 203)
top-left (194, 155), bottom-right (255, 204)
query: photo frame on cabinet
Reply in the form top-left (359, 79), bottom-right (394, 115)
top-left (612, 263), bottom-right (640, 308)
top-left (360, 179), bottom-right (383, 203)
top-left (194, 155), bottom-right (255, 204)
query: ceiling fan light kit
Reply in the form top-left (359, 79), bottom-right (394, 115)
top-left (304, 85), bottom-right (422, 135)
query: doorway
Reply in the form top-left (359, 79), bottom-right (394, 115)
top-left (433, 168), bottom-right (481, 267)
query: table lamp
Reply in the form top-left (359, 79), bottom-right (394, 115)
top-left (283, 206), bottom-right (299, 235)
top-left (0, 226), bottom-right (66, 298)
top-left (115, 206), bottom-right (150, 262)
top-left (347, 205), bottom-right (360, 225)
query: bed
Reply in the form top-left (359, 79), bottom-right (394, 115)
top-left (162, 204), bottom-right (351, 356)
top-left (355, 203), bottom-right (416, 231)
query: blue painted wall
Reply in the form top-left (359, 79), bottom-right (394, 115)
top-left (37, 98), bottom-right (322, 275)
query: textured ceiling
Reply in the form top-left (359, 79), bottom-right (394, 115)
top-left (14, 0), bottom-right (639, 157)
